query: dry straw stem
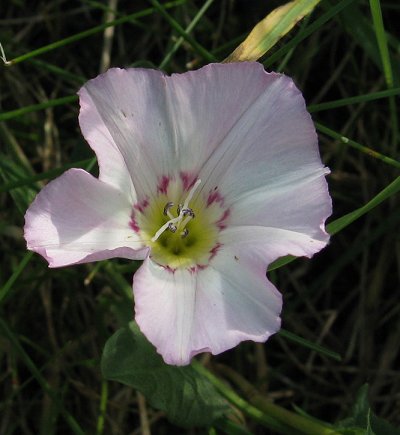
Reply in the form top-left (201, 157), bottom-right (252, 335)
top-left (224, 0), bottom-right (321, 62)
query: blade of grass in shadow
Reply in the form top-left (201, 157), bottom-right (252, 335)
top-left (0, 158), bottom-right (96, 192)
top-left (149, 0), bottom-right (216, 63)
top-left (0, 318), bottom-right (85, 435)
top-left (224, 0), bottom-right (321, 63)
top-left (159, 0), bottom-right (215, 70)
top-left (316, 122), bottom-right (400, 169)
top-left (0, 252), bottom-right (34, 307)
top-left (369, 0), bottom-right (398, 151)
top-left (0, 96), bottom-right (78, 122)
top-left (2, 1), bottom-right (185, 66)
top-left (278, 329), bottom-right (341, 361)
top-left (28, 59), bottom-right (86, 85)
top-left (308, 87), bottom-right (400, 112)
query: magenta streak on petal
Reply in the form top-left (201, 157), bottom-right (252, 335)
top-left (206, 190), bottom-right (224, 207)
top-left (162, 265), bottom-right (176, 274)
top-left (188, 264), bottom-right (208, 274)
top-left (129, 218), bottom-right (140, 233)
top-left (157, 175), bottom-right (170, 195)
top-left (180, 171), bottom-right (197, 191)
top-left (209, 242), bottom-right (222, 260)
top-left (134, 197), bottom-right (149, 213)
top-left (216, 209), bottom-right (230, 230)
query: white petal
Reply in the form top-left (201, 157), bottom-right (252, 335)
top-left (78, 87), bottom-right (136, 201)
top-left (81, 68), bottom-right (176, 200)
top-left (24, 169), bottom-right (148, 267)
top-left (228, 169), bottom-right (332, 242)
top-left (133, 252), bottom-right (282, 366)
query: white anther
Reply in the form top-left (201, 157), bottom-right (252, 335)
top-left (181, 228), bottom-right (189, 238)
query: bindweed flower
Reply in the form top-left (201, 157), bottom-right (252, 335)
top-left (24, 62), bottom-right (331, 366)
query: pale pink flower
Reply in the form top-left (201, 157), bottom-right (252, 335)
top-left (24, 62), bottom-right (331, 365)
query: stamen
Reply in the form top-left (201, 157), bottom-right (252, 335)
top-left (163, 202), bottom-right (175, 219)
top-left (163, 202), bottom-right (174, 216)
top-left (151, 179), bottom-right (201, 242)
top-left (168, 223), bottom-right (177, 232)
top-left (180, 214), bottom-right (194, 228)
top-left (151, 216), bottom-right (180, 242)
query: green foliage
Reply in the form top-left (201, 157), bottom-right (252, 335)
top-left (336, 385), bottom-right (400, 435)
top-left (101, 322), bottom-right (228, 428)
top-left (1, 0), bottom-right (399, 433)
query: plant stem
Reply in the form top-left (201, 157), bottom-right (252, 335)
top-left (193, 361), bottom-right (340, 435)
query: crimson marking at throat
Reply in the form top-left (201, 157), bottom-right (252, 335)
top-left (210, 243), bottom-right (222, 260)
top-left (207, 189), bottom-right (224, 207)
top-left (157, 175), bottom-right (170, 195)
top-left (134, 198), bottom-right (149, 213)
top-left (180, 171), bottom-right (197, 191)
top-left (216, 209), bottom-right (230, 230)
top-left (129, 216), bottom-right (140, 233)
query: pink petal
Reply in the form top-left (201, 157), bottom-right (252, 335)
top-left (24, 169), bottom-right (148, 267)
top-left (228, 169), bottom-right (331, 244)
top-left (133, 253), bottom-right (282, 366)
top-left (80, 68), bottom-right (176, 200)
top-left (220, 226), bottom-right (328, 265)
top-left (80, 63), bottom-right (326, 201)
top-left (78, 87), bottom-right (136, 201)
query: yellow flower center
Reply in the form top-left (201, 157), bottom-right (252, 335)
top-left (130, 174), bottom-right (229, 270)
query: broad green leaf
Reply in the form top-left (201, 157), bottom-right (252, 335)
top-left (101, 322), bottom-right (228, 427)
top-left (335, 385), bottom-right (400, 435)
top-left (224, 0), bottom-right (321, 62)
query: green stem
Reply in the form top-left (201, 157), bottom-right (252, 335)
top-left (193, 361), bottom-right (339, 435)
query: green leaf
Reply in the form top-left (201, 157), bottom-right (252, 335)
top-left (335, 385), bottom-right (400, 435)
top-left (101, 322), bottom-right (228, 428)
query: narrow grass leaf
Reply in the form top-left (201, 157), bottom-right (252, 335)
top-left (4, 1), bottom-right (185, 66)
top-left (0, 318), bottom-right (85, 435)
top-left (308, 88), bottom-right (400, 112)
top-left (278, 329), bottom-right (341, 361)
top-left (224, 0), bottom-right (321, 62)
top-left (0, 96), bottom-right (78, 122)
top-left (0, 158), bottom-right (95, 192)
top-left (369, 0), bottom-right (398, 150)
top-left (159, 0), bottom-right (215, 69)
top-left (0, 252), bottom-right (34, 306)
top-left (316, 122), bottom-right (400, 169)
top-left (149, 0), bottom-right (216, 62)
top-left (327, 175), bottom-right (400, 235)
